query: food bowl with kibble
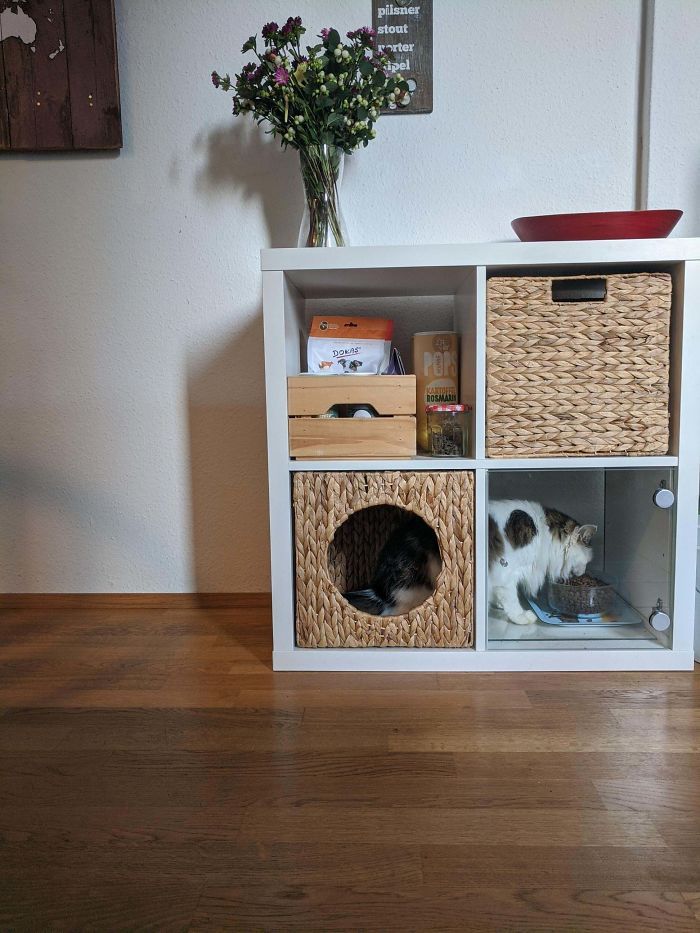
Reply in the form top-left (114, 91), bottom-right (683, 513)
top-left (547, 575), bottom-right (616, 617)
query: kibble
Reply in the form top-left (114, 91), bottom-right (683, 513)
top-left (548, 575), bottom-right (614, 616)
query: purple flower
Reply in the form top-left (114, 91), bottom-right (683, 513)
top-left (261, 21), bottom-right (279, 39)
top-left (253, 65), bottom-right (266, 81)
top-left (347, 26), bottom-right (376, 42)
top-left (273, 66), bottom-right (290, 86)
top-left (211, 70), bottom-right (221, 88)
top-left (320, 28), bottom-right (330, 39)
top-left (281, 16), bottom-right (301, 36)
top-left (242, 62), bottom-right (256, 76)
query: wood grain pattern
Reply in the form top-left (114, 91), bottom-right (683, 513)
top-left (0, 603), bottom-right (698, 930)
top-left (0, 14), bottom-right (11, 147)
top-left (289, 414), bottom-right (416, 458)
top-left (288, 375), bottom-right (416, 416)
top-left (0, 0), bottom-right (120, 151)
top-left (1, 0), bottom-right (36, 148)
top-left (28, 0), bottom-right (72, 148)
top-left (63, 0), bottom-right (121, 149)
top-left (0, 592), bottom-right (271, 609)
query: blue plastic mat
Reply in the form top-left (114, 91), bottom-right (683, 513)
top-left (527, 594), bottom-right (642, 627)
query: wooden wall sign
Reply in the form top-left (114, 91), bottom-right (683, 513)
top-left (0, 0), bottom-right (121, 151)
top-left (372, 0), bottom-right (432, 114)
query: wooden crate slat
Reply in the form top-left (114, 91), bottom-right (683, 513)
top-left (289, 416), bottom-right (417, 460)
top-left (288, 375), bottom-right (416, 417)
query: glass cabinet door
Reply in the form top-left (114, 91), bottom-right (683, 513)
top-left (487, 468), bottom-right (675, 649)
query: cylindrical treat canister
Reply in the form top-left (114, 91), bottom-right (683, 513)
top-left (412, 331), bottom-right (459, 452)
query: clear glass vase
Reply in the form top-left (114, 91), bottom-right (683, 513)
top-left (297, 145), bottom-right (348, 247)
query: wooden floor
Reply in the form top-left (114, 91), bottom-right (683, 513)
top-left (1, 606), bottom-right (700, 931)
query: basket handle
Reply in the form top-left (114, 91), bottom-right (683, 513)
top-left (551, 278), bottom-right (607, 302)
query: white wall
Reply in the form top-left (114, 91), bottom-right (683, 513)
top-left (1, 0), bottom-right (695, 594)
top-left (646, 0), bottom-right (700, 234)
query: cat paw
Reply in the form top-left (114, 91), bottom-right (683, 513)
top-left (510, 610), bottom-right (537, 625)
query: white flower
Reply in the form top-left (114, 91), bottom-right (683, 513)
top-left (320, 84), bottom-right (327, 93)
top-left (401, 92), bottom-right (411, 106)
top-left (388, 92), bottom-right (395, 102)
top-left (369, 108), bottom-right (378, 119)
top-left (341, 49), bottom-right (350, 59)
top-left (370, 128), bottom-right (376, 138)
top-left (274, 56), bottom-right (282, 66)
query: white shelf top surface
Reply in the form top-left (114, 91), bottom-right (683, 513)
top-left (262, 238), bottom-right (700, 298)
top-left (262, 237), bottom-right (700, 272)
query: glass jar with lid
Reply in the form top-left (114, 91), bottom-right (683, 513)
top-left (426, 404), bottom-right (471, 457)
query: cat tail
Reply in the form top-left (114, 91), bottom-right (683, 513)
top-left (343, 588), bottom-right (387, 615)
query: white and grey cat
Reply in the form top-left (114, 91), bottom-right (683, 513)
top-left (343, 500), bottom-right (596, 620)
top-left (489, 500), bottom-right (596, 625)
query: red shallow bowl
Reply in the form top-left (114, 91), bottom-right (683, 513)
top-left (512, 209), bottom-right (683, 242)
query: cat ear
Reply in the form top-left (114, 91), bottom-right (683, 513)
top-left (576, 524), bottom-right (597, 545)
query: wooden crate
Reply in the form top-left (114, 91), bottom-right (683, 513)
top-left (288, 375), bottom-right (416, 459)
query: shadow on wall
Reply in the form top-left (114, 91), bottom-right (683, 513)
top-left (194, 119), bottom-right (302, 247)
top-left (187, 314), bottom-right (270, 594)
top-left (186, 120), bottom-right (306, 592)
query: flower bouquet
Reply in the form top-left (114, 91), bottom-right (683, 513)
top-left (212, 17), bottom-right (410, 246)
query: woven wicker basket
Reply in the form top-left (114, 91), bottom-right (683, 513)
top-left (293, 471), bottom-right (474, 648)
top-left (486, 273), bottom-right (672, 458)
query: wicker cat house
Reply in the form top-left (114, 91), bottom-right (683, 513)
top-left (292, 470), bottom-right (474, 648)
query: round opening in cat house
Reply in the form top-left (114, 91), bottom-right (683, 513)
top-left (327, 505), bottom-right (442, 617)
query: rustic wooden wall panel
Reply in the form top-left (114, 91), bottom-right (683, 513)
top-left (0, 27), bottom-right (10, 147)
top-left (31, 0), bottom-right (72, 148)
top-left (63, 0), bottom-right (121, 149)
top-left (1, 2), bottom-right (37, 149)
top-left (0, 0), bottom-right (121, 151)
top-left (372, 0), bottom-right (433, 114)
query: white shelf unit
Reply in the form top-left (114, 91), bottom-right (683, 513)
top-left (262, 239), bottom-right (700, 671)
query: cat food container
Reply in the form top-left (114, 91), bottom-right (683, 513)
top-left (548, 576), bottom-right (615, 617)
top-left (412, 331), bottom-right (459, 452)
top-left (426, 404), bottom-right (470, 457)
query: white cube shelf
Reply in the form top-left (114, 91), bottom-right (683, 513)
top-left (261, 239), bottom-right (700, 671)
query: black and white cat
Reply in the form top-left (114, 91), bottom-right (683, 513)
top-left (343, 512), bottom-right (442, 616)
top-left (343, 501), bottom-right (596, 621)
top-left (489, 500), bottom-right (596, 625)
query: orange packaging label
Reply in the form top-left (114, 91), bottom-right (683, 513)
top-left (309, 316), bottom-right (394, 340)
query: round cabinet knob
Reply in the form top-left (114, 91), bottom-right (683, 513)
top-left (649, 610), bottom-right (671, 632)
top-left (653, 487), bottom-right (675, 509)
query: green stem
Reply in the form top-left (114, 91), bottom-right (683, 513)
top-left (299, 146), bottom-right (345, 247)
